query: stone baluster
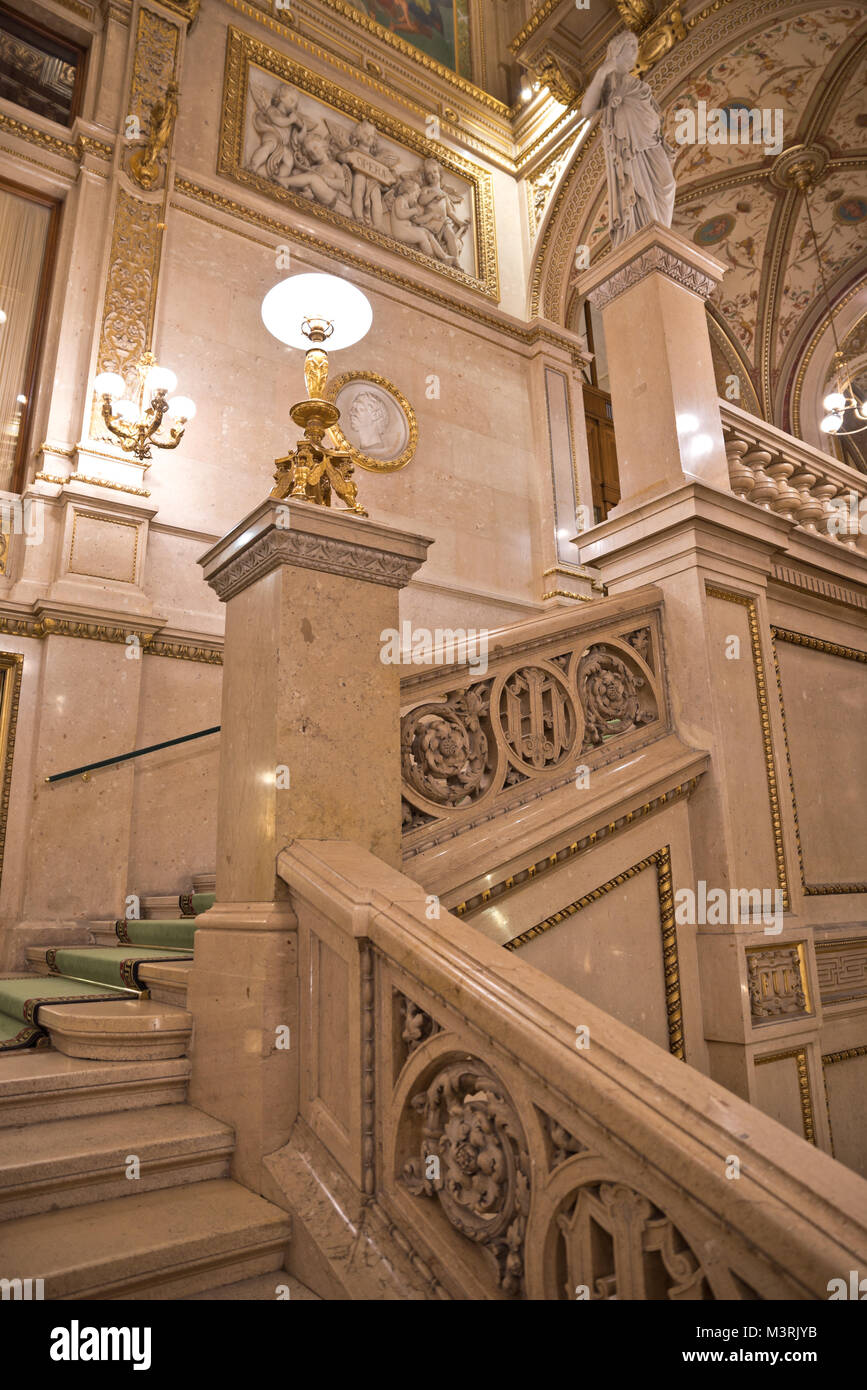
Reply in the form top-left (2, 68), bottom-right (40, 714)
top-left (787, 466), bottom-right (825, 532)
top-left (724, 434), bottom-right (754, 500)
top-left (741, 446), bottom-right (777, 509)
top-left (765, 450), bottom-right (800, 519)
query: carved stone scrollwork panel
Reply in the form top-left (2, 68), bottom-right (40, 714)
top-left (497, 663), bottom-right (580, 773)
top-left (746, 945), bottom-right (809, 1023)
top-left (575, 643), bottom-right (658, 750)
top-left (401, 683), bottom-right (496, 808)
top-left (401, 1061), bottom-right (531, 1296)
top-left (558, 1182), bottom-right (711, 1301)
top-left (400, 616), bottom-right (667, 840)
top-left (395, 991), bottom-right (439, 1077)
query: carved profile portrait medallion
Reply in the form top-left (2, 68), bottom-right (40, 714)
top-left (327, 372), bottom-right (418, 472)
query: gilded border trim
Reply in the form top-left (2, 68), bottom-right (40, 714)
top-left (503, 845), bottom-right (685, 1063)
top-left (0, 615), bottom-right (222, 664)
top-left (771, 626), bottom-right (867, 897)
top-left (705, 587), bottom-right (790, 910)
top-left (451, 775), bottom-right (700, 916)
top-left (0, 654), bottom-right (23, 894)
top-left (218, 26), bottom-right (499, 299)
top-left (754, 1046), bottom-right (815, 1145)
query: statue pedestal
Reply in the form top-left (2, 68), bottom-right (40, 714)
top-left (187, 499), bottom-right (431, 1186)
top-left (579, 223), bottom-right (729, 509)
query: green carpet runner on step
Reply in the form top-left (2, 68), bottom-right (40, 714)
top-left (0, 889), bottom-right (215, 1051)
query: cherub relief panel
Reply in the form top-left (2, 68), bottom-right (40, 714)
top-left (243, 72), bottom-right (475, 275)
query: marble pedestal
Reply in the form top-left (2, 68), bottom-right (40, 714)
top-left (579, 223), bottom-right (729, 508)
top-left (576, 230), bottom-right (833, 1149)
top-left (186, 498), bottom-right (431, 1186)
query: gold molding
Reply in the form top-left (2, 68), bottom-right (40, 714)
top-left (705, 587), bottom-right (790, 911)
top-left (93, 5), bottom-right (180, 416)
top-left (502, 845), bottom-right (685, 1062)
top-left (745, 940), bottom-right (812, 1018)
top-left (823, 1043), bottom-right (867, 1066)
top-left (325, 371), bottom-right (418, 473)
top-left (541, 589), bottom-right (594, 602)
top-left (35, 471), bottom-right (152, 498)
top-left (172, 179), bottom-right (578, 354)
top-left (218, 27), bottom-right (499, 299)
top-left (754, 1046), bottom-right (815, 1145)
top-left (451, 775), bottom-right (700, 918)
top-left (0, 653), bottom-right (23, 894)
top-left (771, 626), bottom-right (867, 898)
top-left (0, 614), bottom-right (222, 664)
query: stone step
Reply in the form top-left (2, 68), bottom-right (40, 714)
top-left (0, 1054), bottom-right (190, 1128)
top-left (0, 1104), bottom-right (233, 1220)
top-left (0, 1178), bottom-right (292, 1299)
top-left (183, 1269), bottom-right (320, 1300)
top-left (23, 949), bottom-right (193, 1008)
top-left (192, 873), bottom-right (216, 894)
top-left (38, 999), bottom-right (192, 1061)
top-left (137, 960), bottom-right (192, 1006)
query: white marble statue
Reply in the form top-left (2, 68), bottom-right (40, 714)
top-left (581, 30), bottom-right (676, 246)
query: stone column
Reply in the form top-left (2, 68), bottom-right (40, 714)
top-left (187, 499), bottom-right (430, 1187)
top-left (575, 225), bottom-right (832, 1152)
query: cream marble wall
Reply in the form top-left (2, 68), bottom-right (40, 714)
top-left (127, 655), bottom-right (222, 896)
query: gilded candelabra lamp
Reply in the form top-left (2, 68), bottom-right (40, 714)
top-left (95, 353), bottom-right (196, 462)
top-left (261, 272), bottom-right (373, 515)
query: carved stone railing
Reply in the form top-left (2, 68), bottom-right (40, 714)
top-left (280, 839), bottom-right (867, 1301)
top-left (720, 401), bottom-right (867, 553)
top-left (400, 588), bottom-right (667, 848)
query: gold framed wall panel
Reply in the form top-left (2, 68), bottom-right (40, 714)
top-left (705, 587), bottom-right (790, 911)
top-left (771, 626), bottom-right (867, 897)
top-left (754, 1045), bottom-right (815, 1145)
top-left (0, 653), bottom-right (23, 894)
top-left (502, 845), bottom-right (685, 1063)
top-left (218, 26), bottom-right (499, 300)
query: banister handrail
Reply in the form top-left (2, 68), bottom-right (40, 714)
top-left (45, 725), bottom-right (221, 784)
top-left (719, 399), bottom-right (867, 496)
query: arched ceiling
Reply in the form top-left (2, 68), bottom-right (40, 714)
top-left (529, 0), bottom-right (867, 444)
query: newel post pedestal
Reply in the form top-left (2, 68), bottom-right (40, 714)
top-left (575, 226), bottom-right (832, 1151)
top-left (186, 498), bottom-right (431, 1187)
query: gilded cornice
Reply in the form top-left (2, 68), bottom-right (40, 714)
top-left (0, 608), bottom-right (222, 664)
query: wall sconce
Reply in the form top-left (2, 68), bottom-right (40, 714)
top-left (95, 352), bottom-right (195, 461)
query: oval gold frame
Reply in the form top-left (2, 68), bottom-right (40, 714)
top-left (326, 371), bottom-right (418, 473)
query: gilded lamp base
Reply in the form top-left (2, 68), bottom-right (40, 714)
top-left (271, 347), bottom-right (368, 516)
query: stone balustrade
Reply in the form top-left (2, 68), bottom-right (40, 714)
top-left (720, 401), bottom-right (867, 553)
top-left (278, 839), bottom-right (867, 1301)
top-left (399, 587), bottom-right (668, 847)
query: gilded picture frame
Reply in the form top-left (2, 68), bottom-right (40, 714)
top-left (326, 371), bottom-right (418, 473)
top-left (218, 27), bottom-right (499, 300)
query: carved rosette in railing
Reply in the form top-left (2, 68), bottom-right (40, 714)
top-left (400, 618), bottom-right (664, 840)
top-left (722, 417), bottom-right (863, 549)
top-left (385, 997), bottom-right (775, 1299)
top-left (401, 1061), bottom-right (531, 1296)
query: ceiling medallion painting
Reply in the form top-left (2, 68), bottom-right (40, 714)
top-left (219, 28), bottom-right (498, 298)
